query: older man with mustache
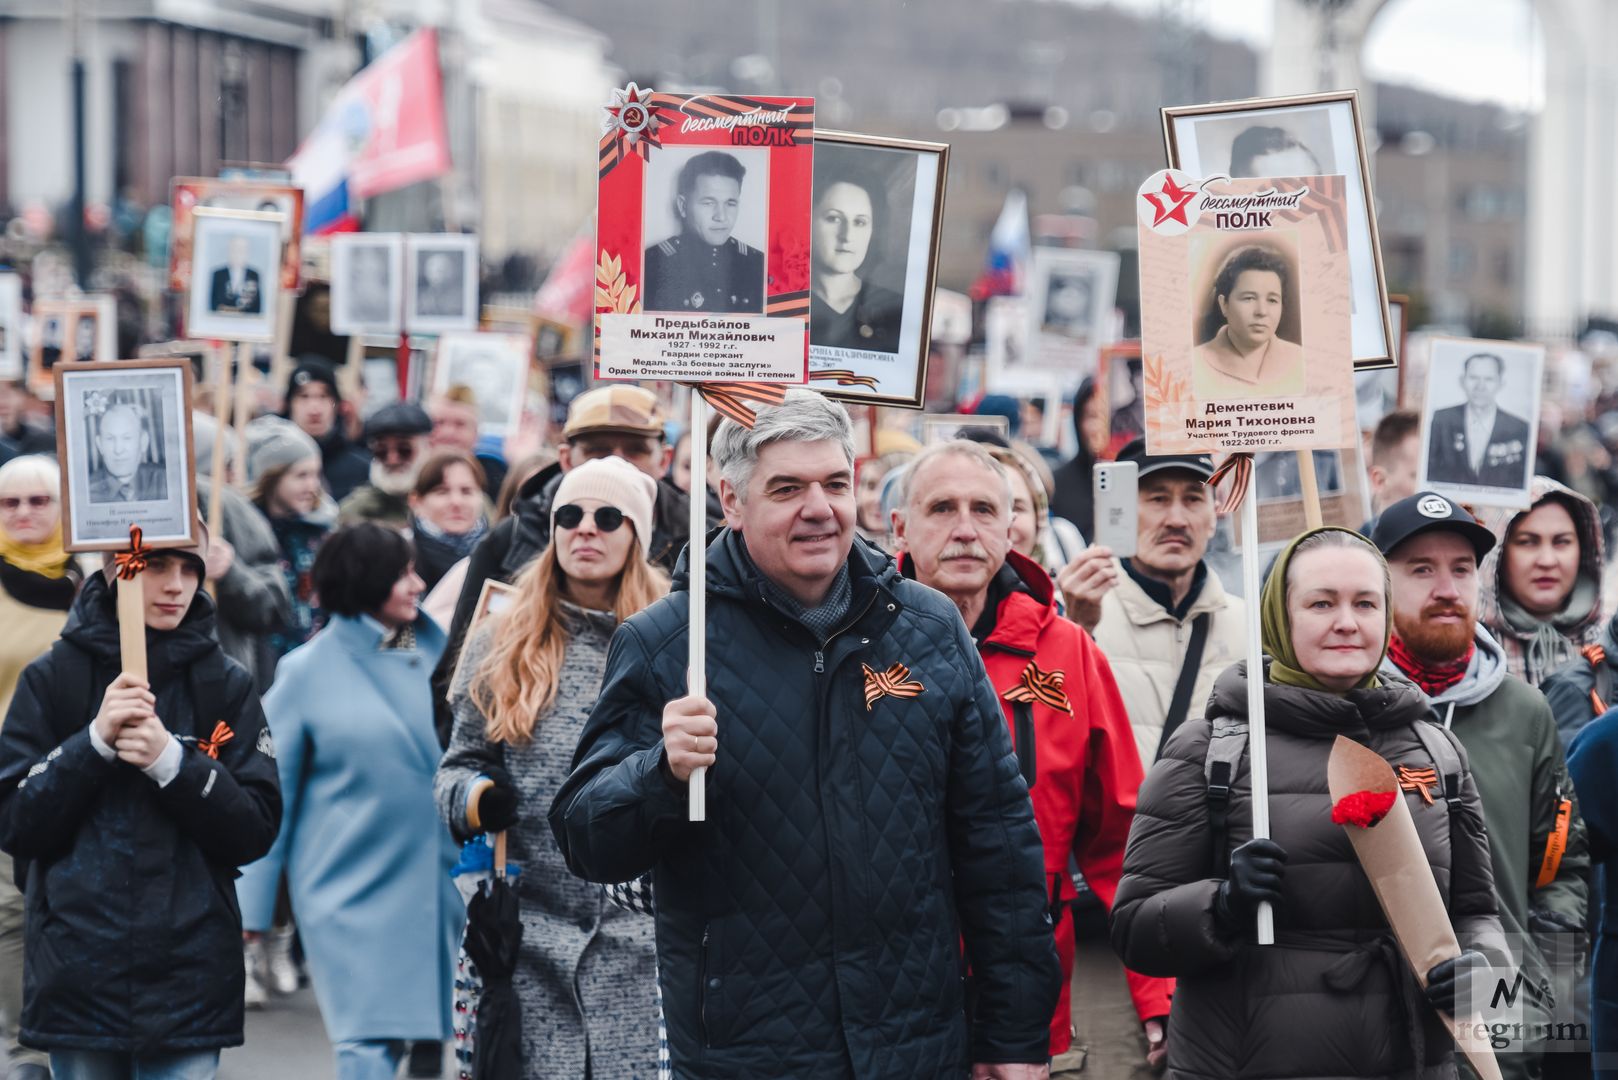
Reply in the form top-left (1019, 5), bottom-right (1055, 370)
top-left (1373, 491), bottom-right (1588, 1080)
top-left (893, 439), bottom-right (1171, 1075)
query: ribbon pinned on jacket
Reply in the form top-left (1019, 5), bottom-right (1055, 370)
top-left (112, 525), bottom-right (151, 581)
top-left (863, 662), bottom-right (925, 711)
top-left (197, 721), bottom-right (234, 760)
top-left (1396, 764), bottom-right (1439, 806)
top-left (686, 382), bottom-right (790, 429)
top-left (1004, 661), bottom-right (1072, 715)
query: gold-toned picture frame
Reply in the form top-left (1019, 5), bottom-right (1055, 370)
top-left (1162, 89), bottom-right (1395, 371)
top-left (54, 358), bottom-right (200, 553)
top-left (807, 129), bottom-right (951, 410)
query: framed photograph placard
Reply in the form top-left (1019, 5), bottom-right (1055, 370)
top-left (1136, 169), bottom-right (1355, 456)
top-left (185, 207), bottom-right (286, 343)
top-left (331, 233), bottom-right (405, 337)
top-left (1163, 90), bottom-right (1394, 370)
top-left (406, 233), bottom-right (479, 334)
top-left (0, 274), bottom-right (21, 380)
top-left (30, 298), bottom-right (116, 399)
top-left (431, 331), bottom-right (531, 439)
top-left (594, 86), bottom-right (814, 385)
top-left (449, 578), bottom-right (518, 699)
top-left (1415, 336), bottom-right (1543, 509)
top-left (1023, 247), bottom-right (1121, 373)
top-left (55, 359), bottom-right (199, 552)
top-left (1098, 341), bottom-right (1144, 455)
top-left (806, 130), bottom-right (949, 409)
top-left (169, 177), bottom-right (304, 295)
top-left (984, 296), bottom-right (1028, 385)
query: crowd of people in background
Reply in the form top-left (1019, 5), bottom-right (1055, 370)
top-left (2, 351), bottom-right (1618, 1080)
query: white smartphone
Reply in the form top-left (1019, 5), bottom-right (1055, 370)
top-left (1091, 461), bottom-right (1139, 557)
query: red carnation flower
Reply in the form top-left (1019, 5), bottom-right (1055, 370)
top-left (1331, 789), bottom-right (1397, 828)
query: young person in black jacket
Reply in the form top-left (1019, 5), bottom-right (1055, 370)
top-left (0, 529), bottom-right (282, 1080)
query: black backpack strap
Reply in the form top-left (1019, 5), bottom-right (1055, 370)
top-left (1156, 612), bottom-right (1212, 760)
top-left (1203, 714), bottom-right (1249, 876)
top-left (1412, 720), bottom-right (1465, 871)
top-left (1012, 699), bottom-right (1037, 790)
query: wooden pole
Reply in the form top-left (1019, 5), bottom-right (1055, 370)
top-left (205, 342), bottom-right (235, 597)
top-left (688, 391), bottom-right (708, 822)
top-left (231, 341), bottom-right (254, 487)
top-left (269, 288), bottom-right (295, 402)
top-left (339, 332), bottom-right (364, 409)
top-left (116, 568), bottom-right (147, 680)
top-left (1241, 486), bottom-right (1274, 946)
top-left (1296, 449), bottom-right (1324, 530)
top-left (493, 830), bottom-right (507, 879)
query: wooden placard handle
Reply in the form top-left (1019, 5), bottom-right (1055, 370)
top-left (493, 830), bottom-right (507, 879)
top-left (116, 567), bottom-right (147, 681)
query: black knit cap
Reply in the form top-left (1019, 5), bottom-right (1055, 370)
top-left (286, 355), bottom-right (341, 404)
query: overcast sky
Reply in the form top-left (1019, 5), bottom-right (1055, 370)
top-left (1074, 0), bottom-right (1544, 112)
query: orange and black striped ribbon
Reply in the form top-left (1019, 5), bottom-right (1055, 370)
top-left (1003, 661), bottom-right (1072, 715)
top-left (1206, 453), bottom-right (1253, 517)
top-left (811, 370), bottom-right (880, 390)
top-left (1397, 765), bottom-right (1439, 805)
top-left (689, 382), bottom-right (791, 429)
top-left (113, 525), bottom-right (151, 580)
top-left (1582, 644), bottom-right (1609, 714)
top-left (863, 662), bottom-right (925, 711)
top-left (197, 721), bottom-right (234, 761)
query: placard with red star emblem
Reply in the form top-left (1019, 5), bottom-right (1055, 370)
top-left (1136, 168), bottom-right (1355, 456)
top-left (594, 85), bottom-right (815, 386)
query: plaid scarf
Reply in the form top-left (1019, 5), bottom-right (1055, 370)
top-left (1387, 633), bottom-right (1472, 697)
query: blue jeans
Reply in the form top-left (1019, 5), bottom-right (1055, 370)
top-left (50, 1049), bottom-right (220, 1080)
top-left (333, 1039), bottom-right (405, 1080)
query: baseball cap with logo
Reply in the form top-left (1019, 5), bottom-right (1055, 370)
top-left (1371, 491), bottom-right (1496, 562)
top-left (563, 385), bottom-right (665, 441)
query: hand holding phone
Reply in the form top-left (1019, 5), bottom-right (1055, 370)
top-left (1091, 461), bottom-right (1139, 557)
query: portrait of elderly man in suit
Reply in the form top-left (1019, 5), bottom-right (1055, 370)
top-left (1425, 351), bottom-right (1531, 490)
top-left (88, 401), bottom-right (167, 504)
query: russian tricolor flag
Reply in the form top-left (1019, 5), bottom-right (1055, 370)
top-left (970, 188), bottom-right (1030, 301)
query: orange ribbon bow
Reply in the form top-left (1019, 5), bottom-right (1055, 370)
top-left (863, 662), bottom-right (925, 711)
top-left (811, 369), bottom-right (880, 390)
top-left (1396, 764), bottom-right (1439, 805)
top-left (112, 525), bottom-right (151, 581)
top-left (1003, 661), bottom-right (1072, 715)
top-left (689, 382), bottom-right (791, 429)
top-left (197, 721), bottom-right (234, 760)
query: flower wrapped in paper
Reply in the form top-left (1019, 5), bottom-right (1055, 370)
top-left (1325, 734), bottom-right (1503, 1080)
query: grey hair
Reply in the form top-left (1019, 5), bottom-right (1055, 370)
top-left (0, 454), bottom-right (58, 496)
top-left (1284, 528), bottom-right (1390, 602)
top-left (712, 388), bottom-right (854, 497)
top-left (895, 439), bottom-right (1013, 515)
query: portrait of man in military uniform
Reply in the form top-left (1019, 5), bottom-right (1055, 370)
top-left (1425, 351), bottom-right (1533, 491)
top-left (643, 150), bottom-right (765, 314)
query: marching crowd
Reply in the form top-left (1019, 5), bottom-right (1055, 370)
top-left (4, 358), bottom-right (1618, 1080)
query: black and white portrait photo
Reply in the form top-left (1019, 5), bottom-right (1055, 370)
top-left (432, 331), bottom-right (529, 439)
top-left (1164, 91), bottom-right (1394, 368)
top-left (1190, 236), bottom-right (1305, 402)
top-left (1417, 337), bottom-right (1544, 507)
top-left (807, 132), bottom-right (948, 408)
top-left (0, 274), bottom-right (21, 380)
top-left (55, 359), bottom-right (197, 551)
top-left (641, 146), bottom-right (768, 315)
top-left (1023, 248), bottom-right (1120, 371)
top-left (332, 233), bottom-right (404, 336)
top-left (405, 234), bottom-right (479, 333)
top-left (1102, 347), bottom-right (1144, 447)
top-left (186, 207), bottom-right (283, 342)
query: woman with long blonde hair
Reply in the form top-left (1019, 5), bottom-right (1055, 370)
top-left (435, 456), bottom-right (666, 1079)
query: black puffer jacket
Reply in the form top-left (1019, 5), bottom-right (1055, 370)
top-left (1111, 662), bottom-right (1507, 1079)
top-left (550, 531), bottom-right (1061, 1079)
top-left (0, 572), bottom-right (282, 1053)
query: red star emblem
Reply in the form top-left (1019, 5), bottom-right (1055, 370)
top-left (1142, 174), bottom-right (1197, 227)
top-left (607, 84), bottom-right (663, 147)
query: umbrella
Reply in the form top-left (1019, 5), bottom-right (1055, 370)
top-left (464, 832), bottom-right (523, 1079)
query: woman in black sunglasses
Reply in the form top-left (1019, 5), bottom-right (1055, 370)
top-left (0, 454), bottom-right (81, 1080)
top-left (436, 456), bottom-right (668, 1079)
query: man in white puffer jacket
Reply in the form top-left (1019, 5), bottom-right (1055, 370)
top-left (1056, 438), bottom-right (1245, 769)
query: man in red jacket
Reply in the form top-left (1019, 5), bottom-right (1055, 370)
top-left (893, 439), bottom-right (1173, 1072)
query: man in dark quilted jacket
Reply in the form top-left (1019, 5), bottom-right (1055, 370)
top-left (552, 389), bottom-right (1061, 1079)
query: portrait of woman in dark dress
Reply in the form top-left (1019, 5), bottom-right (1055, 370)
top-left (809, 162), bottom-right (904, 354)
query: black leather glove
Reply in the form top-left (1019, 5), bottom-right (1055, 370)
top-left (1214, 838), bottom-right (1288, 930)
top-left (476, 768), bottom-right (520, 833)
top-left (1424, 950), bottom-right (1489, 1015)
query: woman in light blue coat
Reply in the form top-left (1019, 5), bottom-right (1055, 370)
top-left (238, 523), bottom-right (463, 1080)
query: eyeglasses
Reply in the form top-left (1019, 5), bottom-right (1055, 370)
top-left (554, 504), bottom-right (625, 533)
top-left (372, 440), bottom-right (419, 464)
top-left (0, 495), bottom-right (53, 511)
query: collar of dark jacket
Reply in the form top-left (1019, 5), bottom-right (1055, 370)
top-left (63, 571), bottom-right (221, 681)
top-left (1122, 557), bottom-right (1207, 620)
top-left (1207, 659), bottom-right (1432, 739)
top-left (672, 527), bottom-right (902, 642)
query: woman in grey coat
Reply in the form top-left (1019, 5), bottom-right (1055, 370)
top-left (436, 457), bottom-right (668, 1079)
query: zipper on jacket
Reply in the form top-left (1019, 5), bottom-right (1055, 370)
top-left (699, 923), bottom-right (712, 1048)
top-left (814, 650), bottom-right (825, 674)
